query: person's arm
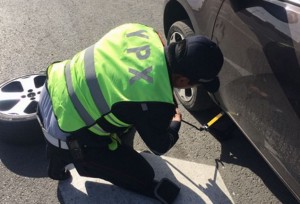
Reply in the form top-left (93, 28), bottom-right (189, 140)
top-left (113, 102), bottom-right (181, 155)
top-left (143, 107), bottom-right (181, 155)
top-left (167, 107), bottom-right (182, 147)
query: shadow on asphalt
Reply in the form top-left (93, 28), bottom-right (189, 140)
top-left (0, 140), bottom-right (48, 178)
top-left (165, 159), bottom-right (233, 204)
top-left (57, 152), bottom-right (233, 204)
top-left (187, 107), bottom-right (298, 204)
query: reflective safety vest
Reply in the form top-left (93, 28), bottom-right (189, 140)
top-left (47, 23), bottom-right (174, 143)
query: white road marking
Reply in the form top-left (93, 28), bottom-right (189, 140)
top-left (59, 152), bottom-right (234, 204)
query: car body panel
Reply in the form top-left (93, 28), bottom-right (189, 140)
top-left (213, 0), bottom-right (300, 199)
top-left (163, 0), bottom-right (300, 201)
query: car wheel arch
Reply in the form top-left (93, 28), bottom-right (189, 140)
top-left (163, 0), bottom-right (200, 38)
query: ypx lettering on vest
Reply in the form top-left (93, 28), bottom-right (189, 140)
top-left (126, 30), bottom-right (153, 84)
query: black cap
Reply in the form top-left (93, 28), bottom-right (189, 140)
top-left (167, 35), bottom-right (224, 93)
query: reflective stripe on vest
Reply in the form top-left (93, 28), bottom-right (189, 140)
top-left (64, 45), bottom-right (110, 127)
top-left (65, 45), bottom-right (130, 135)
top-left (65, 62), bottom-right (95, 126)
top-left (84, 45), bottom-right (110, 115)
top-left (89, 124), bottom-right (110, 135)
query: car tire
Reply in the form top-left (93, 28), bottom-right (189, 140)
top-left (0, 74), bottom-right (46, 144)
top-left (167, 20), bottom-right (216, 111)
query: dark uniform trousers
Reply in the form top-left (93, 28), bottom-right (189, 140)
top-left (46, 127), bottom-right (158, 199)
top-left (38, 107), bottom-right (179, 204)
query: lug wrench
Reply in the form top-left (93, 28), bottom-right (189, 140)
top-left (182, 111), bottom-right (225, 131)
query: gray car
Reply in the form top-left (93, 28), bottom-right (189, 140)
top-left (163, 0), bottom-right (300, 201)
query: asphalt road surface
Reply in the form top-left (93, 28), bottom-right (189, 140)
top-left (0, 0), bottom-right (298, 203)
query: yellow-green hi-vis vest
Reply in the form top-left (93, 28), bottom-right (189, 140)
top-left (47, 23), bottom-right (174, 149)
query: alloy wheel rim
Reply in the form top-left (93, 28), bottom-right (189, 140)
top-left (0, 75), bottom-right (46, 116)
top-left (170, 32), bottom-right (194, 102)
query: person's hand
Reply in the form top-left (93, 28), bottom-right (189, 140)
top-left (172, 108), bottom-right (182, 122)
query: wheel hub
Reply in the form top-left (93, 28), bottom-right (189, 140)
top-left (27, 90), bottom-right (36, 100)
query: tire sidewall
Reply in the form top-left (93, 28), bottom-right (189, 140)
top-left (167, 20), bottom-right (215, 111)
